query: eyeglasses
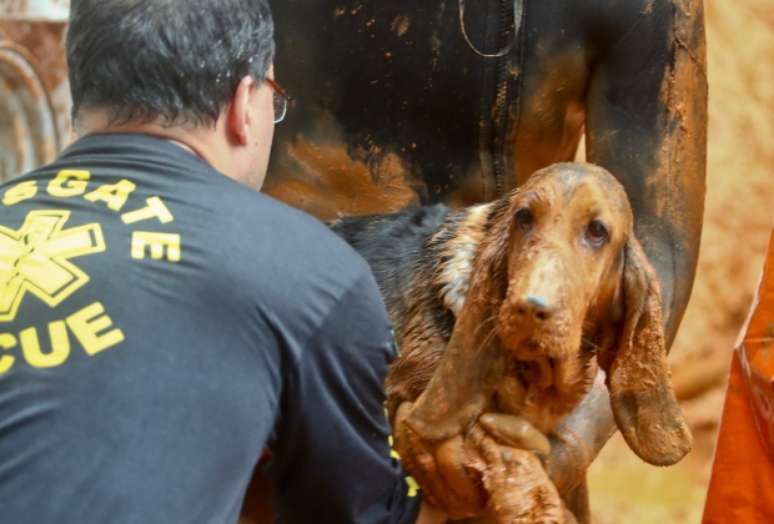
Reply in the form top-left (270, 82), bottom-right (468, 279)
top-left (265, 77), bottom-right (291, 124)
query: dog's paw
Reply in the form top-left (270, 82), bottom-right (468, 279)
top-left (468, 427), bottom-right (565, 524)
top-left (394, 402), bottom-right (488, 519)
top-left (478, 413), bottom-right (551, 457)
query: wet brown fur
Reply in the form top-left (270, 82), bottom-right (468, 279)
top-left (333, 162), bottom-right (692, 469)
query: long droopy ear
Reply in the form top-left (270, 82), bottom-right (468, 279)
top-left (605, 236), bottom-right (692, 466)
top-left (405, 204), bottom-right (512, 441)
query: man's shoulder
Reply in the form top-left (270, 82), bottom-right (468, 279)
top-left (205, 182), bottom-right (373, 305)
top-left (213, 190), bottom-right (380, 348)
top-left (220, 181), bottom-right (364, 267)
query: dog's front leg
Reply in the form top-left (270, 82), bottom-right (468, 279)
top-left (395, 402), bottom-right (572, 523)
top-left (468, 424), bottom-right (572, 524)
top-left (394, 402), bottom-right (488, 519)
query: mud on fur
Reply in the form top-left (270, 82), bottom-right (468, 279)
top-left (332, 161), bottom-right (692, 467)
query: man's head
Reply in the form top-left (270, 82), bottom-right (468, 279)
top-left (67, 0), bottom-right (278, 187)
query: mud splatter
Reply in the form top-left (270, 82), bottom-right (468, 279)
top-left (264, 138), bottom-right (421, 220)
top-left (391, 15), bottom-right (411, 37)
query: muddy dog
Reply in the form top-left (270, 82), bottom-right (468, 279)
top-left (331, 162), bottom-right (692, 522)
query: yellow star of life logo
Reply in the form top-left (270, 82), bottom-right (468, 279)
top-left (0, 210), bottom-right (106, 322)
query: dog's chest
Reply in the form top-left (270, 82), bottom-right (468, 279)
top-left (491, 363), bottom-right (574, 435)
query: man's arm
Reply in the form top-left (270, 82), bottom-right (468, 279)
top-left (266, 266), bottom-right (428, 524)
top-left (550, 0), bottom-right (708, 495)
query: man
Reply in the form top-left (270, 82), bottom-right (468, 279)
top-left (264, 1), bottom-right (707, 518)
top-left (0, 1), bottom-right (466, 522)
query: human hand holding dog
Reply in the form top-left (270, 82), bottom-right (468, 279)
top-left (381, 166), bottom-right (692, 523)
top-left (395, 402), bottom-right (571, 523)
top-left (474, 416), bottom-right (576, 524)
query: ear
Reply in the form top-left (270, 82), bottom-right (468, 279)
top-left (226, 75), bottom-right (255, 146)
top-left (406, 205), bottom-right (512, 441)
top-left (604, 235), bottom-right (692, 465)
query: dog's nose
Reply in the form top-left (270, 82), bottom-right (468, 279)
top-left (516, 295), bottom-right (553, 321)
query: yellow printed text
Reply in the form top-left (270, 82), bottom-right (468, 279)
top-left (122, 196), bottom-right (174, 225)
top-left (66, 302), bottom-right (125, 355)
top-left (0, 333), bottom-right (16, 374)
top-left (84, 179), bottom-right (137, 211)
top-left (0, 302), bottom-right (124, 375)
top-left (48, 170), bottom-right (91, 197)
top-left (3, 181), bottom-right (38, 206)
top-left (21, 321), bottom-right (70, 368)
top-left (131, 232), bottom-right (181, 262)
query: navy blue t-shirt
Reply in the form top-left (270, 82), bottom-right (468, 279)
top-left (0, 134), bottom-right (420, 523)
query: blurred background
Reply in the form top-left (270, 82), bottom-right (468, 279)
top-left (1, 1), bottom-right (772, 522)
top-left (588, 1), bottom-right (774, 522)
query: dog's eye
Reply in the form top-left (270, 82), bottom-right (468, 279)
top-left (515, 208), bottom-right (534, 232)
top-left (586, 220), bottom-right (609, 246)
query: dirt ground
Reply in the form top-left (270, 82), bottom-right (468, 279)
top-left (587, 1), bottom-right (774, 522)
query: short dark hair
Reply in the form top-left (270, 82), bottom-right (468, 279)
top-left (67, 0), bottom-right (275, 127)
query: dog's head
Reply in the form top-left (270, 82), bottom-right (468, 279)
top-left (471, 162), bottom-right (690, 465)
top-left (415, 164), bottom-right (691, 464)
top-left (494, 164), bottom-right (629, 389)
top-left (408, 163), bottom-right (690, 466)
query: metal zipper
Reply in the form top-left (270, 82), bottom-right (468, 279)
top-left (492, 0), bottom-right (523, 197)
